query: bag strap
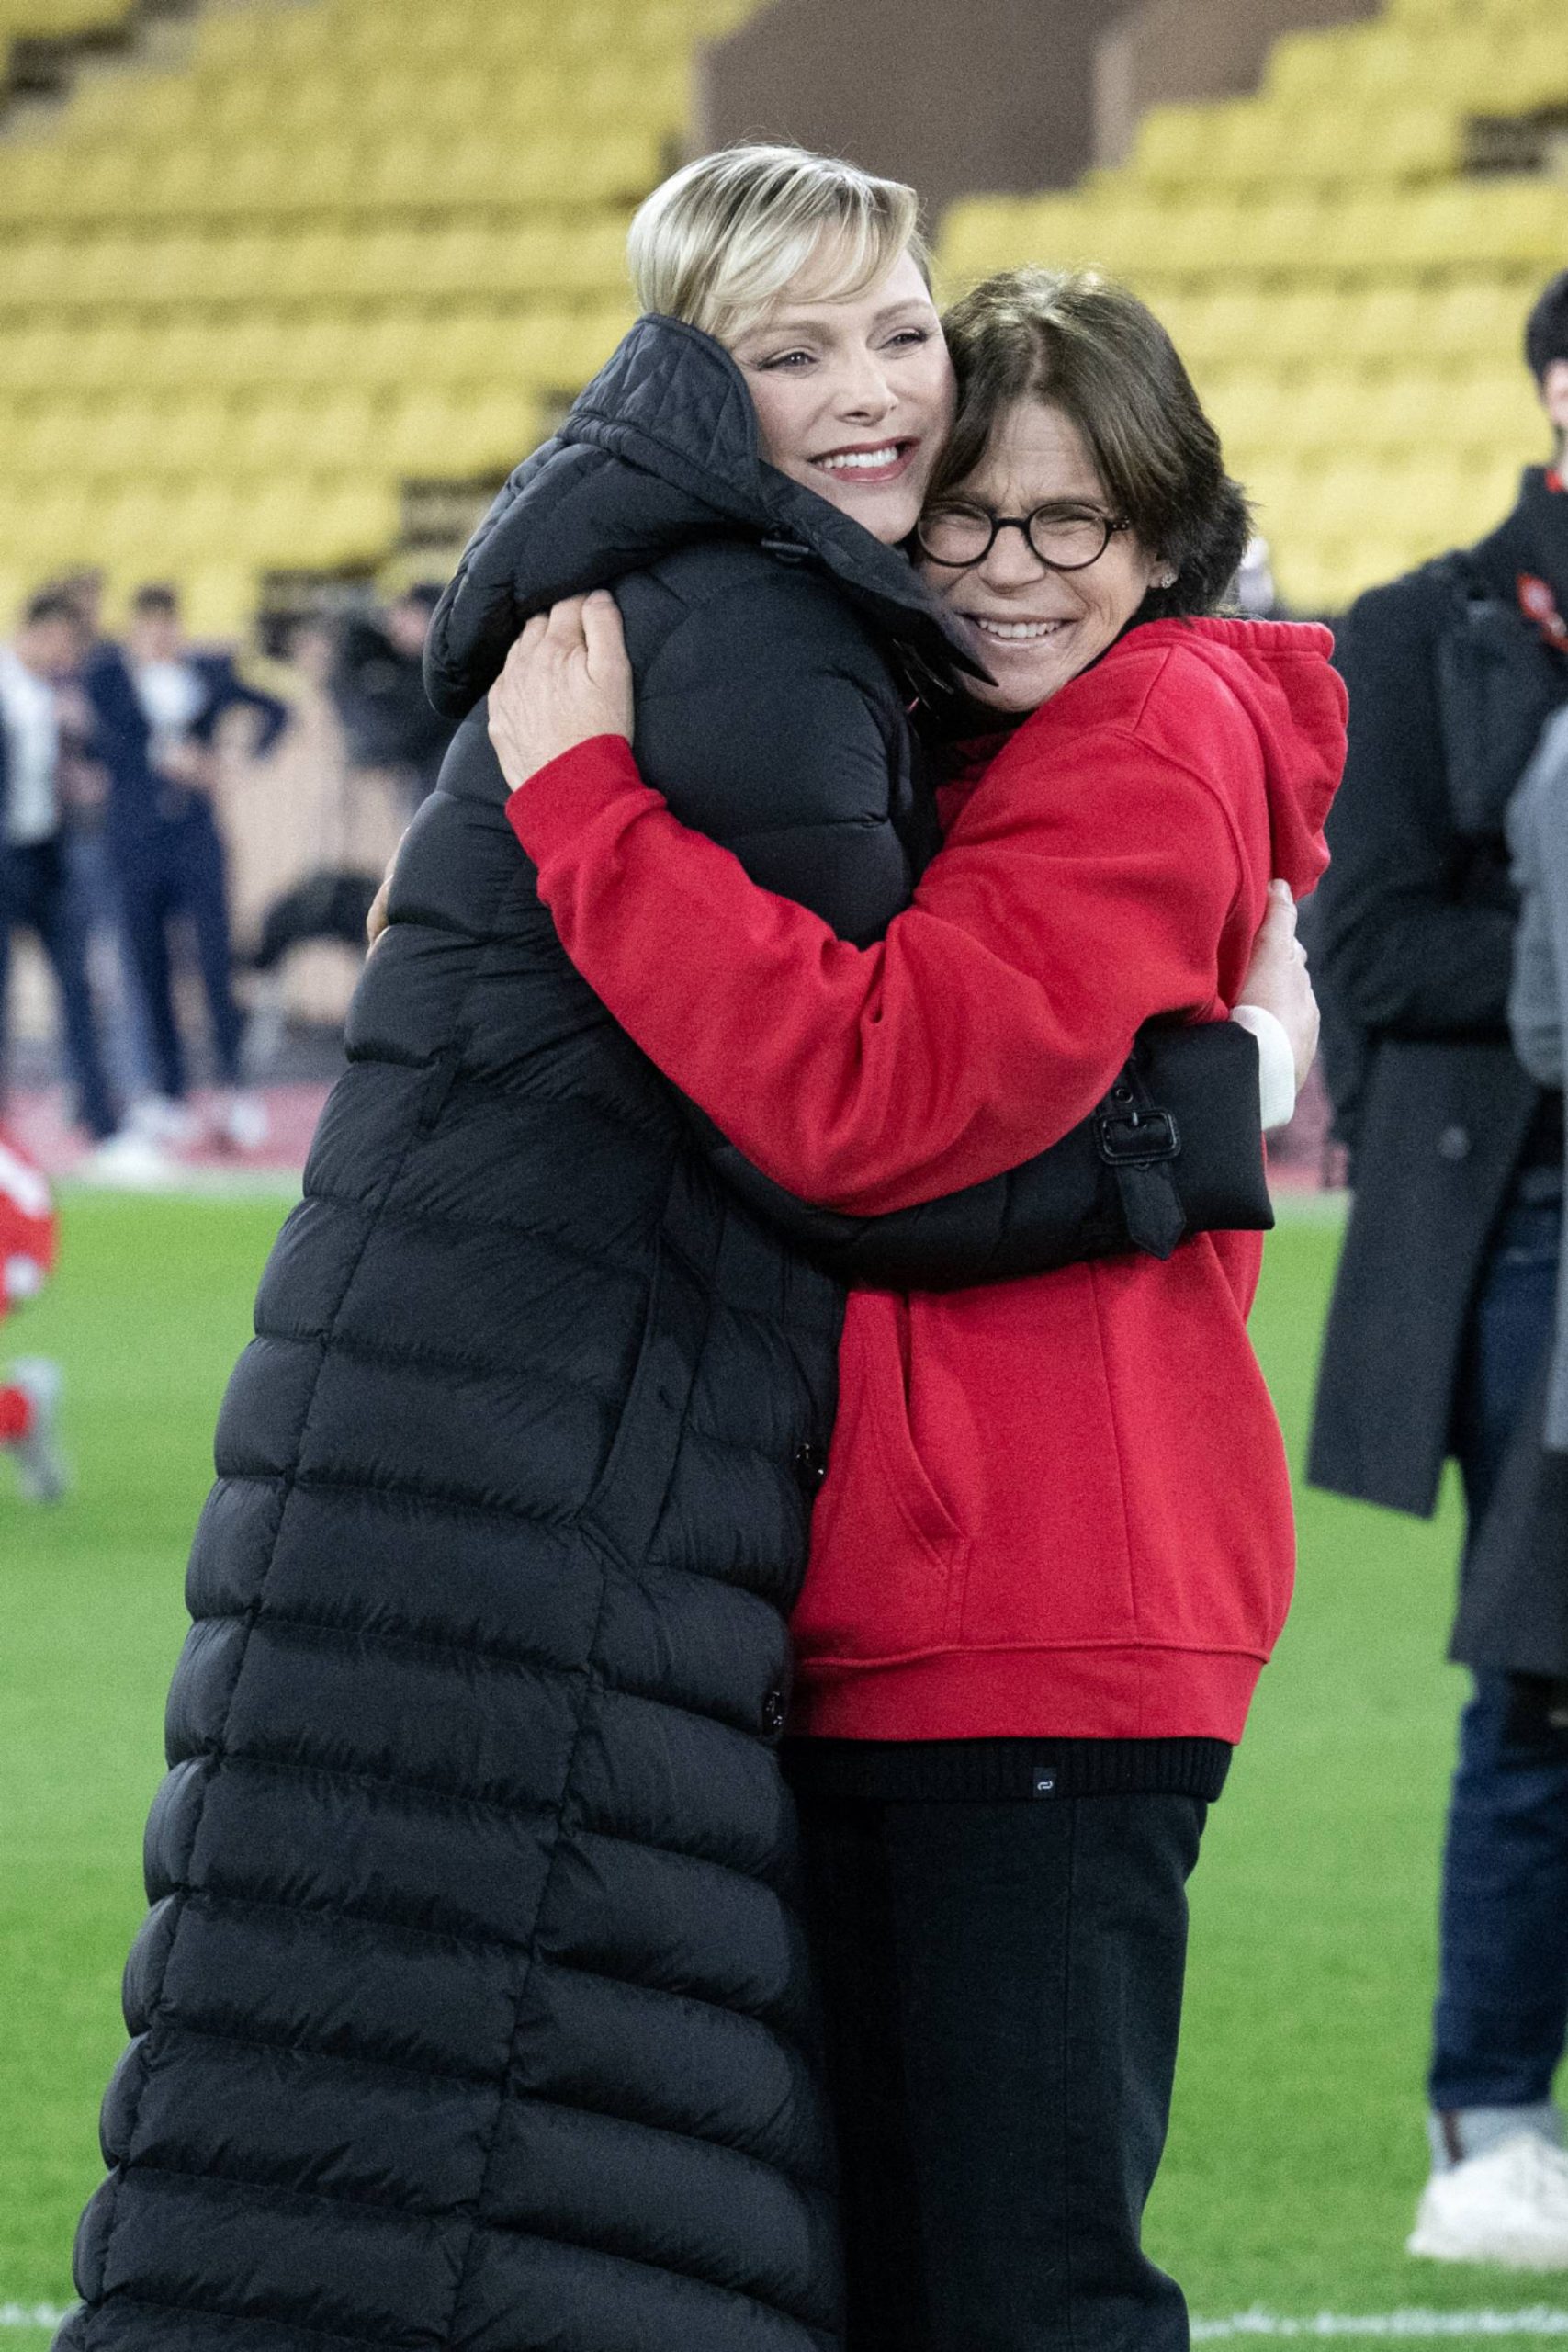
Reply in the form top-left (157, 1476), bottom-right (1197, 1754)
top-left (1095, 1048), bottom-right (1186, 1260)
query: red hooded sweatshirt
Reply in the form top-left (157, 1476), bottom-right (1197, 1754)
top-left (510, 617), bottom-right (1347, 1744)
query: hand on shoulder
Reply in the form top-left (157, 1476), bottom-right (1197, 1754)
top-left (488, 591), bottom-right (634, 792)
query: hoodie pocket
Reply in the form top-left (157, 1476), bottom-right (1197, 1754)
top-left (791, 1292), bottom-right (966, 1664)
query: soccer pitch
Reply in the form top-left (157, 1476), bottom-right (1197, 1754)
top-left (3, 1191), bottom-right (1560, 2343)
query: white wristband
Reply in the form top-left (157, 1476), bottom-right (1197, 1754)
top-left (1229, 1003), bottom-right (1298, 1133)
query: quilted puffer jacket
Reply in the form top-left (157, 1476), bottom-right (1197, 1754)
top-left (57, 316), bottom-right (1268, 2352)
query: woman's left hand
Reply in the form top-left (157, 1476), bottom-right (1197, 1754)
top-left (487, 591), bottom-right (634, 792)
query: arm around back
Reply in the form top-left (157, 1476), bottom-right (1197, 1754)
top-left (511, 717), bottom-right (1245, 1217)
top-left (690, 1016), bottom-right (1270, 1289)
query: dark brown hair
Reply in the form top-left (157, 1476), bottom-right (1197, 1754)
top-left (933, 267), bottom-right (1251, 623)
top-left (1526, 269), bottom-right (1568, 385)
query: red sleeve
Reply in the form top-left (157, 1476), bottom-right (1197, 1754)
top-left (511, 723), bottom-right (1247, 1216)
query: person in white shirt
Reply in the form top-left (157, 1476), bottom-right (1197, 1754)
top-left (0, 593), bottom-right (119, 1143)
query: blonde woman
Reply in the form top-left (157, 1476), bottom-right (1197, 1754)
top-left (59, 152), bottom-right (1301, 2352)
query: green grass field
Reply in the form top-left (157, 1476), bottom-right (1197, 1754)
top-left (2, 1193), bottom-right (1556, 2341)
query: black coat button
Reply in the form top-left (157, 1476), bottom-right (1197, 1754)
top-left (793, 1441), bottom-right (829, 1490)
top-left (761, 1689), bottom-right (787, 1736)
top-left (1438, 1125), bottom-right (1472, 1162)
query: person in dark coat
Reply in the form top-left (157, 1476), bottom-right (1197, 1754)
top-left (1309, 269), bottom-right (1568, 2266)
top-left (329, 581), bottom-right (458, 808)
top-left (55, 149), bottom-right (1281, 2352)
top-left (84, 583), bottom-right (288, 1149)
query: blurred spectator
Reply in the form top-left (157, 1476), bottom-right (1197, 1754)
top-left (36, 567), bottom-right (155, 1102)
top-left (51, 566), bottom-right (107, 649)
top-left (0, 1123), bottom-right (64, 1501)
top-left (0, 592), bottom-right (120, 1147)
top-left (1309, 270), bottom-right (1568, 2264)
top-left (328, 581), bottom-right (456, 808)
top-left (85, 583), bottom-right (288, 1151)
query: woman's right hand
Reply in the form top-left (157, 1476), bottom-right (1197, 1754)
top-left (488, 592), bottom-right (634, 793)
top-left (1237, 880), bottom-right (1319, 1091)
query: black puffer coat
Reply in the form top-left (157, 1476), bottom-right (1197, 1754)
top-left (58, 318), bottom-right (1267, 2352)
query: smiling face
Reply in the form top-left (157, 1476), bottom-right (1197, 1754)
top-left (919, 395), bottom-right (1166, 712)
top-left (728, 248), bottom-right (956, 547)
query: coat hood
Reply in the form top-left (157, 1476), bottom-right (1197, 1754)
top-left (1136, 616), bottom-right (1345, 899)
top-left (425, 311), bottom-right (985, 720)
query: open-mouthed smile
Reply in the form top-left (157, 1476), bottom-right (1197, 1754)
top-left (813, 439), bottom-right (919, 484)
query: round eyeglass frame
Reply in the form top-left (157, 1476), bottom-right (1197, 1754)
top-left (915, 505), bottom-right (1130, 572)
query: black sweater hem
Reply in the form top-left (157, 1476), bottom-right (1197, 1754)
top-left (783, 1735), bottom-right (1232, 1804)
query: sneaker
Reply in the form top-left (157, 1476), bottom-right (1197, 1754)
top-left (78, 1128), bottom-right (176, 1189)
top-left (128, 1093), bottom-right (197, 1148)
top-left (4, 1358), bottom-right (67, 1503)
top-left (1408, 2130), bottom-right (1568, 2267)
top-left (213, 1089), bottom-right (270, 1153)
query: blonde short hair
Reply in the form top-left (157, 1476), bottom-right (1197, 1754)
top-left (627, 142), bottom-right (926, 347)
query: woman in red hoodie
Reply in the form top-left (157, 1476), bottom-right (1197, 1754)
top-left (490, 268), bottom-right (1346, 2351)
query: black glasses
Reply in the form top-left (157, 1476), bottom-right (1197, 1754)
top-left (916, 503), bottom-right (1129, 572)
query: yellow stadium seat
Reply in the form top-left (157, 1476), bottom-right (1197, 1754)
top-left (180, 565), bottom-right (256, 641)
top-left (13, 480), bottom-right (105, 569)
top-left (1426, 277), bottom-right (1535, 360)
top-left (1128, 105), bottom-right (1213, 187)
top-left (1266, 26), bottom-right (1367, 107)
top-left (0, 322), bottom-right (77, 392)
top-left (7, 398), bottom-right (97, 481)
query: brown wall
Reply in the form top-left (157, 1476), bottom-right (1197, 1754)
top-left (1093, 0), bottom-right (1380, 166)
top-left (694, 0), bottom-right (1136, 224)
top-left (697, 0), bottom-right (1382, 223)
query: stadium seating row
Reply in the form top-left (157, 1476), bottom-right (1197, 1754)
top-left (0, 305), bottom-right (634, 391)
top-left (0, 387), bottom-right (541, 476)
top-left (1, 444), bottom-right (1517, 628)
top-left (0, 221), bottom-right (634, 305)
top-left (0, 357), bottom-right (1538, 475)
top-left (186, 0), bottom-right (740, 71)
top-left (941, 179), bottom-right (1568, 288)
top-left (1145, 276), bottom-right (1541, 368)
top-left (5, 470), bottom-right (399, 571)
top-left (57, 60), bottom-right (694, 143)
top-left (0, 126), bottom-right (671, 217)
top-left (0, 0), bottom-right (130, 34)
top-left (0, 250), bottom-right (1537, 369)
top-left (1264, 8), bottom-right (1564, 108)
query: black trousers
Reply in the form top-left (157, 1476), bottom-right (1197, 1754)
top-left (795, 1790), bottom-right (1206, 2352)
top-left (116, 807), bottom-right (243, 1097)
top-left (0, 834), bottom-right (118, 1138)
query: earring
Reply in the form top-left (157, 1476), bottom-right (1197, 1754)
top-left (1156, 566), bottom-right (1179, 588)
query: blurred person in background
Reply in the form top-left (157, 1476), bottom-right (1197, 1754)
top-left (45, 564), bottom-right (156, 1103)
top-left (0, 591), bottom-right (120, 1150)
top-left (1310, 268), bottom-right (1568, 2267)
top-left (238, 601), bottom-right (431, 1064)
top-left (85, 582), bottom-right (288, 1153)
top-left (328, 578), bottom-right (456, 809)
top-left (0, 1122), bottom-right (64, 1502)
